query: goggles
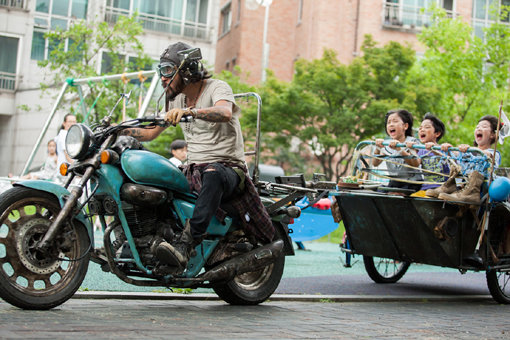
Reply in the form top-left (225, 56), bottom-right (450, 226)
top-left (157, 62), bottom-right (178, 78)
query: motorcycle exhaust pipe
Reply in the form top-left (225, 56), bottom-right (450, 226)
top-left (199, 240), bottom-right (284, 283)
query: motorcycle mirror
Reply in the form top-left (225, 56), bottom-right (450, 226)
top-left (103, 90), bottom-right (131, 125)
top-left (178, 48), bottom-right (202, 63)
top-left (122, 90), bottom-right (132, 106)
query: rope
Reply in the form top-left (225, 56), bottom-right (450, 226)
top-left (137, 71), bottom-right (147, 114)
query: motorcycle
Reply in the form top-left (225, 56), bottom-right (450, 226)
top-left (0, 96), bottom-right (312, 310)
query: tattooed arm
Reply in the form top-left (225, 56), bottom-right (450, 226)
top-left (194, 100), bottom-right (233, 122)
top-left (120, 126), bottom-right (166, 141)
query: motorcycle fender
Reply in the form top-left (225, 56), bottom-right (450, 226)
top-left (272, 219), bottom-right (295, 256)
top-left (13, 180), bottom-right (94, 243)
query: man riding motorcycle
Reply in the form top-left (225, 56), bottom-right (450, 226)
top-left (121, 42), bottom-right (274, 273)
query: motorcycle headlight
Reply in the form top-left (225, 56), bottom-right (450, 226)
top-left (66, 124), bottom-right (94, 160)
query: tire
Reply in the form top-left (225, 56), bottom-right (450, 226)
top-left (212, 226), bottom-right (285, 305)
top-left (363, 255), bottom-right (410, 283)
top-left (486, 269), bottom-right (510, 304)
top-left (0, 187), bottom-right (90, 310)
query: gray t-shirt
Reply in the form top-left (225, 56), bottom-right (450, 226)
top-left (381, 136), bottom-right (423, 182)
top-left (167, 79), bottom-right (245, 165)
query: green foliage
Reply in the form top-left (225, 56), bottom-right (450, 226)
top-left (143, 125), bottom-right (184, 158)
top-left (258, 37), bottom-right (415, 179)
top-left (406, 6), bottom-right (510, 165)
top-left (38, 14), bottom-right (153, 124)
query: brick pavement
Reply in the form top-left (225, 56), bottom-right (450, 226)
top-left (0, 298), bottom-right (508, 339)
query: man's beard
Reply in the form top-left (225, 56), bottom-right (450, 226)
top-left (164, 77), bottom-right (186, 101)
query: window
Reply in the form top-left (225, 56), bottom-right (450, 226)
top-left (31, 0), bottom-right (88, 60)
top-left (383, 0), bottom-right (456, 28)
top-left (100, 52), bottom-right (126, 74)
top-left (105, 0), bottom-right (210, 40)
top-left (472, 0), bottom-right (510, 38)
top-left (0, 36), bottom-right (19, 91)
top-left (100, 52), bottom-right (156, 77)
top-left (221, 2), bottom-right (232, 35)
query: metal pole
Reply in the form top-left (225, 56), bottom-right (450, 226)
top-left (261, 1), bottom-right (272, 82)
top-left (70, 70), bottom-right (156, 86)
top-left (21, 82), bottom-right (69, 176)
top-left (138, 73), bottom-right (160, 118)
top-left (76, 85), bottom-right (88, 118)
top-left (234, 92), bottom-right (262, 185)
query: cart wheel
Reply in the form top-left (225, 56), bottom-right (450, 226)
top-left (363, 256), bottom-right (410, 283)
top-left (486, 269), bottom-right (510, 304)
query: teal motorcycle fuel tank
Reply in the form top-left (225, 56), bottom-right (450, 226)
top-left (121, 150), bottom-right (190, 193)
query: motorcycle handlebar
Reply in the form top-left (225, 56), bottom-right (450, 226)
top-left (135, 115), bottom-right (193, 126)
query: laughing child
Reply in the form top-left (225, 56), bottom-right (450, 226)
top-left (373, 109), bottom-right (422, 191)
top-left (406, 113), bottom-right (449, 191)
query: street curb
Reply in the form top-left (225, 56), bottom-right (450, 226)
top-left (74, 291), bottom-right (494, 303)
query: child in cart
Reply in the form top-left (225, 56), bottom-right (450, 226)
top-left (405, 113), bottom-right (450, 195)
top-left (427, 115), bottom-right (501, 204)
top-left (373, 109), bottom-right (422, 191)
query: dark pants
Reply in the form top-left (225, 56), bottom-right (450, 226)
top-left (190, 163), bottom-right (240, 239)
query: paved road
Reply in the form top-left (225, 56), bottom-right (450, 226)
top-left (1, 298), bottom-right (508, 339)
top-left (276, 271), bottom-right (489, 297)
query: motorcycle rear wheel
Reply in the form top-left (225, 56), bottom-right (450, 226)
top-left (0, 187), bottom-right (90, 310)
top-left (212, 226), bottom-right (285, 305)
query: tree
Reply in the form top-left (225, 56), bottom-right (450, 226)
top-left (38, 14), bottom-right (153, 124)
top-left (405, 6), bottom-right (510, 165)
top-left (258, 37), bottom-right (416, 180)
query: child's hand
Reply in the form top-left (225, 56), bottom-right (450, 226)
top-left (388, 139), bottom-right (400, 150)
top-left (458, 144), bottom-right (470, 153)
top-left (375, 139), bottom-right (384, 149)
top-left (440, 143), bottom-right (453, 152)
top-left (405, 141), bottom-right (416, 149)
top-left (483, 150), bottom-right (494, 159)
top-left (424, 142), bottom-right (435, 150)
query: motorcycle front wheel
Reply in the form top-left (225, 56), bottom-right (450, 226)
top-left (212, 225), bottom-right (285, 305)
top-left (0, 187), bottom-right (90, 310)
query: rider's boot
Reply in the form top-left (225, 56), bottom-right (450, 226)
top-left (437, 170), bottom-right (485, 204)
top-left (155, 220), bottom-right (197, 271)
top-left (425, 163), bottom-right (461, 198)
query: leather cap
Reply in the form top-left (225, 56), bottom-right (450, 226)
top-left (160, 41), bottom-right (192, 65)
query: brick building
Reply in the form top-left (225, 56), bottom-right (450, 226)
top-left (215, 0), bottom-right (505, 84)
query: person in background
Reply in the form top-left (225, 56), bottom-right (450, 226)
top-left (54, 114), bottom-right (77, 168)
top-left (169, 139), bottom-right (187, 167)
top-left (21, 140), bottom-right (59, 181)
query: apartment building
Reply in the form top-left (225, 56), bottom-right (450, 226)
top-left (0, 0), bottom-right (220, 175)
top-left (215, 0), bottom-right (508, 84)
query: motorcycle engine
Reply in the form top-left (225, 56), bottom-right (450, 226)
top-left (118, 183), bottom-right (177, 265)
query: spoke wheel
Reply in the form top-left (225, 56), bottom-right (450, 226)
top-left (363, 255), bottom-right (410, 283)
top-left (0, 187), bottom-right (90, 310)
top-left (486, 269), bottom-right (510, 304)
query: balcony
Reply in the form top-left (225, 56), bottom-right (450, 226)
top-left (0, 0), bottom-right (25, 10)
top-left (105, 6), bottom-right (212, 42)
top-left (383, 2), bottom-right (457, 31)
top-left (0, 71), bottom-right (16, 91)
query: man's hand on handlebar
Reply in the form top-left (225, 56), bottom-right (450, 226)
top-left (165, 108), bottom-right (195, 126)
